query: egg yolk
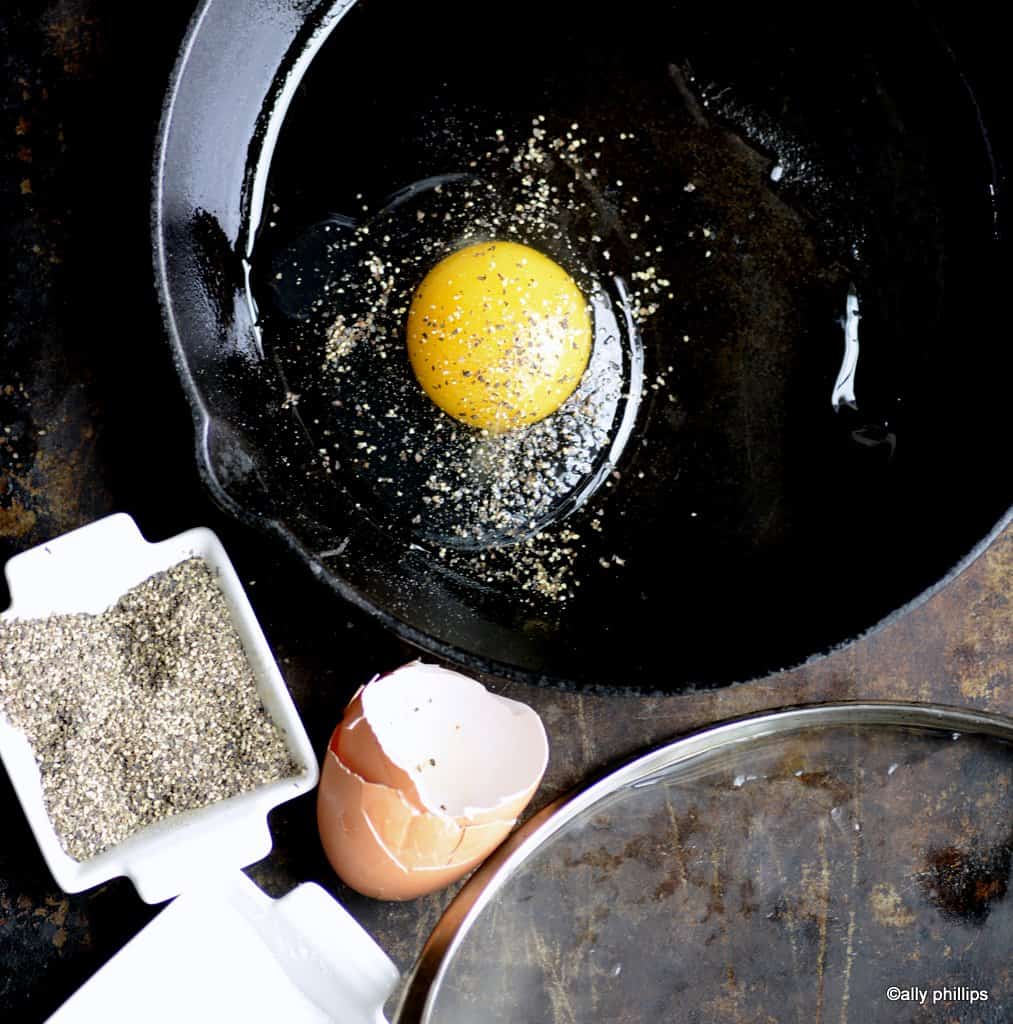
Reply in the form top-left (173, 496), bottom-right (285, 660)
top-left (406, 241), bottom-right (592, 432)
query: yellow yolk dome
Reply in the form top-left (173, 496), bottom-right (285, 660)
top-left (406, 240), bottom-right (592, 432)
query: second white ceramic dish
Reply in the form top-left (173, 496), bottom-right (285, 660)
top-left (46, 870), bottom-right (398, 1024)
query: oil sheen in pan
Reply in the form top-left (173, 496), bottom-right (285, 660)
top-left (263, 130), bottom-right (644, 552)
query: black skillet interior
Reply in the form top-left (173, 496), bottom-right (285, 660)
top-left (155, 0), bottom-right (1011, 693)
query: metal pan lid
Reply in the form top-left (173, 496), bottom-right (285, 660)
top-left (397, 702), bottom-right (1013, 1022)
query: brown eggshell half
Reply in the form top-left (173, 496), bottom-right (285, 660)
top-left (317, 748), bottom-right (516, 900)
top-left (317, 661), bottom-right (548, 900)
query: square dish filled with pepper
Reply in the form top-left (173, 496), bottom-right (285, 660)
top-left (0, 513), bottom-right (318, 903)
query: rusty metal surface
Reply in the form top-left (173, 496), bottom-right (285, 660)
top-left (2, 2), bottom-right (1012, 1022)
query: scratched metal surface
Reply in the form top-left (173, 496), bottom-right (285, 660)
top-left (2, 1), bottom-right (1012, 1022)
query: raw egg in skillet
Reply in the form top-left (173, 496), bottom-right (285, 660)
top-left (260, 123), bottom-right (645, 557)
top-left (406, 241), bottom-right (592, 433)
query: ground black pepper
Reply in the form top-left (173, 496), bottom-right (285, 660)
top-left (310, 119), bottom-right (664, 589)
top-left (0, 558), bottom-right (301, 861)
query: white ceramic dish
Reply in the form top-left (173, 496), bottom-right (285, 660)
top-left (46, 870), bottom-right (397, 1024)
top-left (0, 512), bottom-right (319, 904)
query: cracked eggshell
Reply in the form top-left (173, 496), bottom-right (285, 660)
top-left (317, 662), bottom-right (549, 900)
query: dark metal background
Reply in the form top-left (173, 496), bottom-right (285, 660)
top-left (2, 2), bottom-right (1011, 1021)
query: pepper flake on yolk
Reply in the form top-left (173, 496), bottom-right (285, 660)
top-left (406, 240), bottom-right (592, 432)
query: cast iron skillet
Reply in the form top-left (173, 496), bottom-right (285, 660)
top-left (153, 0), bottom-right (1011, 694)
